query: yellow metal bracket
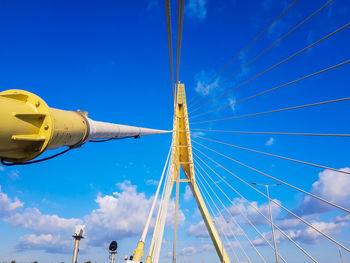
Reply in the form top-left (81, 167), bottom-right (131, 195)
top-left (0, 89), bottom-right (87, 163)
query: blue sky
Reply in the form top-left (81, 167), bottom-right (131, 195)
top-left (0, 0), bottom-right (349, 262)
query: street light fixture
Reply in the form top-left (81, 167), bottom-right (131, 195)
top-left (109, 241), bottom-right (118, 263)
top-left (251, 182), bottom-right (281, 263)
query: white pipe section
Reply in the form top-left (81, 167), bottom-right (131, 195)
top-left (152, 160), bottom-right (174, 263)
top-left (86, 118), bottom-right (170, 141)
top-left (147, 153), bottom-right (172, 259)
top-left (140, 147), bottom-right (171, 242)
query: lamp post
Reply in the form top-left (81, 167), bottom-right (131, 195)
top-left (252, 182), bottom-right (281, 263)
top-left (339, 248), bottom-right (344, 263)
top-left (72, 227), bottom-right (84, 263)
top-left (109, 241), bottom-right (118, 263)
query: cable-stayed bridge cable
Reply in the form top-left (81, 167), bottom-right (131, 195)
top-left (190, 60), bottom-right (350, 119)
top-left (190, 96), bottom-right (350, 125)
top-left (188, 0), bottom-right (299, 106)
top-left (195, 162), bottom-right (267, 263)
top-left (141, 147), bottom-right (171, 243)
top-left (193, 149), bottom-right (318, 262)
top-left (165, 0), bottom-right (175, 106)
top-left (196, 168), bottom-right (251, 263)
top-left (193, 155), bottom-right (288, 263)
top-left (176, 0), bottom-right (185, 83)
top-left (189, 0), bottom-right (335, 110)
top-left (192, 144), bottom-right (350, 253)
top-left (191, 129), bottom-right (350, 137)
top-left (147, 151), bottom-right (173, 259)
top-left (192, 136), bottom-right (350, 176)
top-left (189, 22), bottom-right (350, 115)
top-left (192, 141), bottom-right (350, 213)
top-left (197, 180), bottom-right (242, 263)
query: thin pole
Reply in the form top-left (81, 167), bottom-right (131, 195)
top-left (173, 179), bottom-right (180, 263)
top-left (110, 252), bottom-right (116, 263)
top-left (266, 185), bottom-right (279, 263)
top-left (72, 238), bottom-right (81, 263)
top-left (339, 248), bottom-right (343, 263)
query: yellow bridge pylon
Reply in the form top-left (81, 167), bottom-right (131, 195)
top-left (134, 83), bottom-right (231, 263)
top-left (132, 83), bottom-right (230, 263)
top-left (171, 82), bottom-right (230, 263)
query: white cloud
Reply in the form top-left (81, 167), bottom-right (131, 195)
top-left (85, 181), bottom-right (185, 245)
top-left (192, 131), bottom-right (205, 137)
top-left (296, 220), bottom-right (347, 244)
top-left (186, 0), bottom-right (208, 20)
top-left (0, 166), bottom-right (4, 172)
top-left (228, 198), bottom-right (281, 226)
top-left (179, 246), bottom-right (197, 256)
top-left (0, 185), bottom-right (23, 217)
top-left (227, 97), bottom-right (236, 112)
top-left (296, 168), bottom-right (350, 215)
top-left (8, 170), bottom-right (20, 180)
top-left (146, 179), bottom-right (159, 186)
top-left (84, 181), bottom-right (154, 245)
top-left (1, 181), bottom-right (185, 252)
top-left (16, 234), bottom-right (73, 253)
top-left (306, 31), bottom-right (314, 54)
top-left (187, 220), bottom-right (209, 238)
top-left (184, 185), bottom-right (192, 201)
top-left (166, 199), bottom-right (186, 227)
top-left (186, 217), bottom-right (244, 239)
top-left (254, 216), bottom-right (349, 246)
top-left (1, 187), bottom-right (80, 253)
top-left (194, 71), bottom-right (220, 96)
top-left (265, 137), bottom-right (275, 146)
top-left (5, 208), bottom-right (82, 235)
top-left (201, 243), bottom-right (215, 252)
top-left (237, 53), bottom-right (249, 76)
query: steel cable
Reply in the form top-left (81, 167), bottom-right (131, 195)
top-left (197, 179), bottom-right (242, 263)
top-left (193, 148), bottom-right (318, 262)
top-left (194, 155), bottom-right (288, 263)
top-left (189, 0), bottom-right (335, 110)
top-left (192, 144), bottom-right (350, 253)
top-left (196, 168), bottom-right (251, 263)
top-left (165, 0), bottom-right (175, 107)
top-left (190, 96), bottom-right (350, 125)
top-left (192, 141), bottom-right (350, 213)
top-left (176, 0), bottom-right (185, 84)
top-left (188, 0), bottom-right (299, 106)
top-left (192, 136), bottom-right (350, 176)
top-left (191, 60), bottom-right (350, 119)
top-left (196, 162), bottom-right (268, 263)
top-left (191, 129), bottom-right (350, 137)
top-left (189, 22), bottom-right (350, 115)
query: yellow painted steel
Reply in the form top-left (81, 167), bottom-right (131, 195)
top-left (0, 89), bottom-right (87, 163)
top-left (145, 256), bottom-right (152, 263)
top-left (133, 241), bottom-right (145, 261)
top-left (172, 83), bottom-right (230, 263)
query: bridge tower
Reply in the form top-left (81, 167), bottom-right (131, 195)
top-left (170, 82), bottom-right (230, 263)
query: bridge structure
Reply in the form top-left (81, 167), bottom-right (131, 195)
top-left (0, 0), bottom-right (350, 263)
top-left (126, 0), bottom-right (350, 262)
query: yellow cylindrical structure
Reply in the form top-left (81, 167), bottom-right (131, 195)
top-left (145, 256), bottom-right (152, 263)
top-left (0, 89), bottom-right (168, 164)
top-left (133, 241), bottom-right (145, 261)
top-left (0, 89), bottom-right (87, 163)
top-left (47, 108), bottom-right (87, 150)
